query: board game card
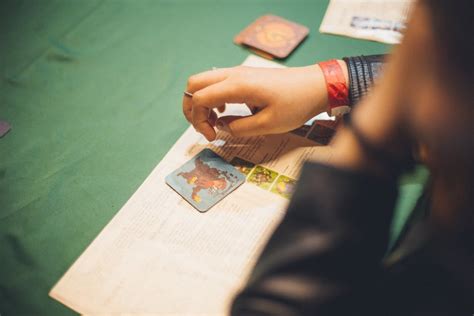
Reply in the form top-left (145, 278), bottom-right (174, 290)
top-left (247, 165), bottom-right (279, 190)
top-left (166, 149), bottom-right (245, 212)
top-left (230, 156), bottom-right (255, 176)
top-left (271, 175), bottom-right (297, 199)
top-left (234, 14), bottom-right (309, 59)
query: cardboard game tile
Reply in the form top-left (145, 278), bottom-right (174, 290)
top-left (234, 14), bottom-right (309, 59)
top-left (166, 149), bottom-right (245, 212)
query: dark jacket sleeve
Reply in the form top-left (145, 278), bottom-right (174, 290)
top-left (343, 55), bottom-right (387, 106)
top-left (231, 162), bottom-right (398, 316)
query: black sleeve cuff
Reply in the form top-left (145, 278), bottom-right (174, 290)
top-left (343, 55), bottom-right (386, 107)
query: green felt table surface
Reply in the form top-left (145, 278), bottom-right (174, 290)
top-left (0, 1), bottom-right (427, 315)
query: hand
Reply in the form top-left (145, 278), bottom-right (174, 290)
top-left (183, 63), bottom-right (347, 141)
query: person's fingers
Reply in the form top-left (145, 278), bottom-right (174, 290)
top-left (247, 104), bottom-right (260, 114)
top-left (215, 111), bottom-right (272, 137)
top-left (217, 105), bottom-right (226, 113)
top-left (192, 104), bottom-right (215, 141)
top-left (192, 78), bottom-right (258, 110)
top-left (182, 68), bottom-right (231, 123)
top-left (192, 108), bottom-right (216, 141)
top-left (183, 96), bottom-right (193, 123)
top-left (208, 110), bottom-right (218, 127)
top-left (192, 77), bottom-right (269, 140)
top-left (186, 68), bottom-right (232, 93)
top-left (191, 79), bottom-right (250, 141)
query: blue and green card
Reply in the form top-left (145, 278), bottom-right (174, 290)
top-left (166, 149), bottom-right (245, 212)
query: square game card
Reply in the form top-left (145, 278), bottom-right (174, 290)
top-left (234, 14), bottom-right (309, 59)
top-left (166, 149), bottom-right (245, 212)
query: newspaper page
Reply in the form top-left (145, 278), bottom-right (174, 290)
top-left (319, 0), bottom-right (414, 44)
top-left (50, 55), bottom-right (334, 315)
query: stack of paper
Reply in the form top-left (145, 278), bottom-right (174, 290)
top-left (320, 0), bottom-right (414, 44)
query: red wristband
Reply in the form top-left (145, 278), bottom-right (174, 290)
top-left (318, 60), bottom-right (350, 116)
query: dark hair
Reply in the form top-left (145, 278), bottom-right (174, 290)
top-left (424, 0), bottom-right (474, 85)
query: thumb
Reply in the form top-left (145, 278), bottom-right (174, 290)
top-left (216, 112), bottom-right (269, 137)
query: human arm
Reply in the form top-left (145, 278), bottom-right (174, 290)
top-left (183, 55), bottom-right (386, 141)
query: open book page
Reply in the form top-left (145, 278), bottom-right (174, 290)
top-left (320, 0), bottom-right (414, 44)
top-left (50, 55), bottom-right (333, 315)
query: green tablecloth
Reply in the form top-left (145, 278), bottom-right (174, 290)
top-left (0, 1), bottom-right (427, 315)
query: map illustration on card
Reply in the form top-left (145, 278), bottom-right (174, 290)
top-left (166, 149), bottom-right (245, 212)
